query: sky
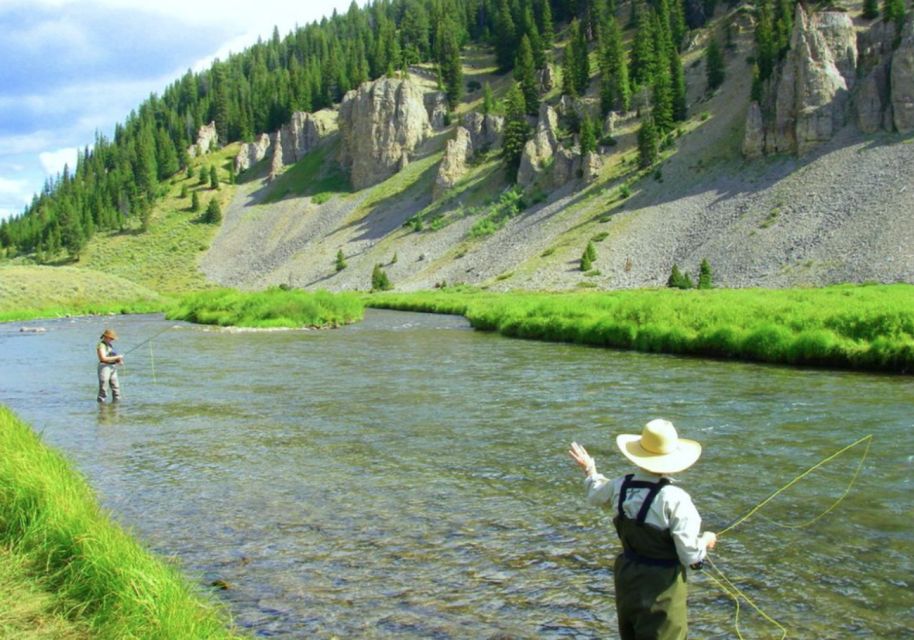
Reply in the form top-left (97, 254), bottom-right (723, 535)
top-left (0, 0), bottom-right (357, 220)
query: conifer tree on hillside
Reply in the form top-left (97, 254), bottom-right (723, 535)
top-left (637, 115), bottom-right (659, 168)
top-left (670, 48), bottom-right (687, 121)
top-left (515, 35), bottom-right (540, 116)
top-left (503, 83), bottom-right (531, 181)
top-left (863, 0), bottom-right (879, 18)
top-left (630, 8), bottom-right (657, 89)
top-left (706, 38), bottom-right (726, 92)
top-left (494, 0), bottom-right (518, 72)
top-left (537, 0), bottom-right (555, 50)
top-left (599, 13), bottom-right (630, 114)
top-left (437, 17), bottom-right (463, 109)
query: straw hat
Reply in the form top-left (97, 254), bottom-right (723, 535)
top-left (616, 419), bottom-right (702, 474)
top-left (101, 329), bottom-right (118, 341)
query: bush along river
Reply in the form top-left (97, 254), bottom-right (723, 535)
top-left (1, 310), bottom-right (912, 639)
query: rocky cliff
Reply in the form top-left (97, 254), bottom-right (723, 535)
top-left (745, 10), bottom-right (914, 157)
top-left (338, 78), bottom-right (441, 190)
top-left (233, 110), bottom-right (337, 176)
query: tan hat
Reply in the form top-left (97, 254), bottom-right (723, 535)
top-left (616, 419), bottom-right (702, 474)
top-left (101, 329), bottom-right (118, 341)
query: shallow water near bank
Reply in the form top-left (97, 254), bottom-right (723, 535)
top-left (2, 310), bottom-right (912, 639)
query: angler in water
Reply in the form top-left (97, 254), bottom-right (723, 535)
top-left (96, 328), bottom-right (124, 403)
top-left (570, 419), bottom-right (717, 640)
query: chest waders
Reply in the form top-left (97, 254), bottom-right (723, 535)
top-left (612, 475), bottom-right (688, 640)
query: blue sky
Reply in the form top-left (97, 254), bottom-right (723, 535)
top-left (0, 0), bottom-right (356, 220)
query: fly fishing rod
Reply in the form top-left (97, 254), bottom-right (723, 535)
top-left (122, 326), bottom-right (174, 355)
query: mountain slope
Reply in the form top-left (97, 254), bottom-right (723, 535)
top-left (198, 15), bottom-right (913, 293)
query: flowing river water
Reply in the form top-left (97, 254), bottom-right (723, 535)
top-left (1, 310), bottom-right (912, 639)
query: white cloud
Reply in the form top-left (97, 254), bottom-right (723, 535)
top-left (39, 148), bottom-right (78, 176)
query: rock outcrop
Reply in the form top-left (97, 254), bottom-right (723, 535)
top-left (234, 110), bottom-right (337, 176)
top-left (188, 122), bottom-right (218, 158)
top-left (743, 6), bottom-right (857, 157)
top-left (424, 91), bottom-right (449, 129)
top-left (745, 11), bottom-right (914, 157)
top-left (234, 134), bottom-right (271, 173)
top-left (338, 78), bottom-right (432, 190)
top-left (462, 111), bottom-right (504, 152)
top-left (891, 20), bottom-right (914, 132)
top-left (433, 127), bottom-right (473, 200)
top-left (517, 104), bottom-right (585, 189)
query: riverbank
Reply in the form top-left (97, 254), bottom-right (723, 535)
top-left (366, 284), bottom-right (914, 373)
top-left (0, 406), bottom-right (242, 639)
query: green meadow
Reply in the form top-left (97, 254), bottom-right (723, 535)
top-left (366, 284), bottom-right (914, 373)
top-left (168, 287), bottom-right (365, 328)
top-left (0, 406), bottom-right (241, 639)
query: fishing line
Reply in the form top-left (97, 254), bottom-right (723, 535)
top-left (149, 340), bottom-right (157, 385)
top-left (704, 434), bottom-right (873, 638)
top-left (123, 326), bottom-right (173, 355)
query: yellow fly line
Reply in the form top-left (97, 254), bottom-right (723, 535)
top-left (706, 434), bottom-right (873, 639)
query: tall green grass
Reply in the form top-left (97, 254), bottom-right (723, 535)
top-left (168, 287), bottom-right (364, 328)
top-left (0, 406), bottom-right (241, 639)
top-left (367, 285), bottom-right (914, 373)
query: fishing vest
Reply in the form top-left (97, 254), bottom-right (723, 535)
top-left (98, 341), bottom-right (117, 364)
top-left (613, 474), bottom-right (680, 567)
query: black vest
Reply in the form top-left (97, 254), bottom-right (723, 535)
top-left (612, 474), bottom-right (680, 567)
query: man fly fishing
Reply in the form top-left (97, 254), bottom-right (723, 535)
top-left (570, 419), bottom-right (717, 640)
top-left (96, 328), bottom-right (124, 403)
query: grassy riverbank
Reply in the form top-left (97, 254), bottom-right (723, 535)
top-left (367, 284), bottom-right (914, 373)
top-left (168, 287), bottom-right (365, 328)
top-left (0, 265), bottom-right (167, 323)
top-left (0, 406), bottom-right (241, 639)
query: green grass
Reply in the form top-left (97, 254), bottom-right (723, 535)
top-left (79, 146), bottom-right (241, 295)
top-left (262, 141), bottom-right (349, 204)
top-left (0, 406), bottom-right (242, 639)
top-left (366, 285), bottom-right (914, 373)
top-left (0, 265), bottom-right (168, 322)
top-left (0, 545), bottom-right (91, 639)
top-left (168, 287), bottom-right (365, 328)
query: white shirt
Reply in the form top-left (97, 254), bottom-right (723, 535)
top-left (584, 469), bottom-right (710, 567)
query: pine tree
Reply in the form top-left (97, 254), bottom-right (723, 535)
top-left (335, 249), bottom-right (347, 272)
top-left (539, 0), bottom-right (555, 50)
top-left (670, 49), bottom-right (687, 121)
top-left (204, 197), bottom-right (222, 224)
top-left (482, 82), bottom-right (496, 115)
top-left (599, 15), bottom-right (630, 114)
top-left (502, 83), bottom-right (531, 181)
top-left (884, 0), bottom-right (906, 30)
top-left (581, 240), bottom-right (597, 270)
top-left (580, 115), bottom-right (598, 154)
top-left (630, 8), bottom-right (657, 89)
top-left (210, 165), bottom-right (220, 190)
top-left (652, 62), bottom-right (674, 134)
top-left (862, 0), bottom-right (879, 19)
top-left (494, 0), bottom-right (518, 72)
top-left (515, 35), bottom-right (540, 116)
top-left (438, 17), bottom-right (463, 109)
top-left (371, 263), bottom-right (392, 291)
top-left (191, 190), bottom-right (200, 212)
top-left (637, 115), bottom-right (659, 168)
top-left (698, 258), bottom-right (713, 289)
top-left (569, 19), bottom-right (591, 96)
top-left (706, 38), bottom-right (725, 92)
top-left (562, 39), bottom-right (578, 97)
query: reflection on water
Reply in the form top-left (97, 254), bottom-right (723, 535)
top-left (2, 310), bottom-right (913, 639)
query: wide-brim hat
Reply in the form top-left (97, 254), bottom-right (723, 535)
top-left (101, 329), bottom-right (118, 341)
top-left (616, 419), bottom-right (702, 474)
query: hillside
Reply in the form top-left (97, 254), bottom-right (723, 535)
top-left (198, 5), bottom-right (914, 293)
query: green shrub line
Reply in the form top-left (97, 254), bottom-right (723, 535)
top-left (366, 285), bottom-right (914, 374)
top-left (168, 287), bottom-right (365, 328)
top-left (0, 405), bottom-right (241, 639)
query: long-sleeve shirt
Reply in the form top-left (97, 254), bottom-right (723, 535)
top-left (584, 469), bottom-right (710, 567)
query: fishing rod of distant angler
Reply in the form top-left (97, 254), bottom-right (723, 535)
top-left (121, 326), bottom-right (175, 356)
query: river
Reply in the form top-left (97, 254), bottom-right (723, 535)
top-left (1, 310), bottom-right (912, 639)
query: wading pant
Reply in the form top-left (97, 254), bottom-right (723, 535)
top-left (97, 364), bottom-right (121, 403)
top-left (614, 554), bottom-right (687, 640)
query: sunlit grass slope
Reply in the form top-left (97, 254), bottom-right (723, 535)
top-left (0, 405), bottom-right (242, 639)
top-left (0, 265), bottom-right (166, 323)
top-left (367, 284), bottom-right (914, 373)
top-left (79, 145), bottom-right (240, 295)
top-left (169, 287), bottom-right (364, 328)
